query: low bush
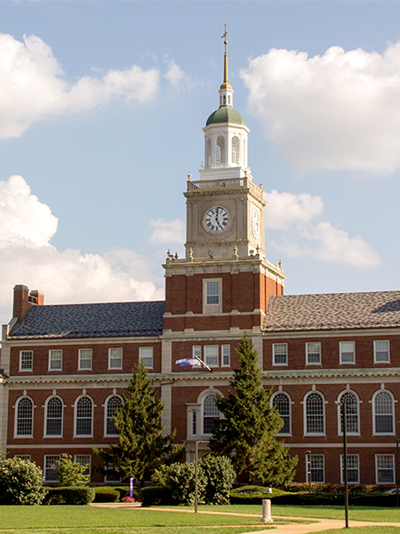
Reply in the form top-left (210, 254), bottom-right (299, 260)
top-left (230, 486), bottom-right (287, 504)
top-left (199, 456), bottom-right (235, 505)
top-left (281, 482), bottom-right (393, 494)
top-left (272, 492), bottom-right (397, 506)
top-left (152, 462), bottom-right (206, 505)
top-left (94, 487), bottom-right (120, 503)
top-left (0, 457), bottom-right (47, 505)
top-left (44, 486), bottom-right (95, 505)
top-left (140, 486), bottom-right (173, 506)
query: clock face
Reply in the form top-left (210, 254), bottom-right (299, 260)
top-left (204, 206), bottom-right (230, 233)
top-left (252, 209), bottom-right (260, 238)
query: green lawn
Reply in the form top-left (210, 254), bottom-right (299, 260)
top-left (317, 529), bottom-right (400, 534)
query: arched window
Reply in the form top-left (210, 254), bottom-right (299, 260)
top-left (216, 136), bottom-right (225, 164)
top-left (105, 396), bottom-right (122, 436)
top-left (15, 397), bottom-right (33, 436)
top-left (45, 397), bottom-right (63, 436)
top-left (206, 138), bottom-right (211, 167)
top-left (203, 394), bottom-right (220, 435)
top-left (374, 391), bottom-right (394, 434)
top-left (305, 392), bottom-right (324, 434)
top-left (75, 397), bottom-right (93, 436)
top-left (338, 391), bottom-right (359, 435)
top-left (272, 393), bottom-right (291, 434)
top-left (232, 136), bottom-right (239, 164)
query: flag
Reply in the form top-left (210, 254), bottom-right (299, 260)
top-left (175, 358), bottom-right (202, 367)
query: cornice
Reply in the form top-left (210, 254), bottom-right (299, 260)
top-left (263, 327), bottom-right (400, 338)
top-left (261, 367), bottom-right (400, 381)
top-left (4, 335), bottom-right (162, 347)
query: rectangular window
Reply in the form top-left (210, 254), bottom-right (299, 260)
top-left (19, 351), bottom-right (33, 371)
top-left (79, 349), bottom-right (92, 370)
top-left (376, 454), bottom-right (395, 484)
top-left (206, 282), bottom-right (220, 305)
top-left (221, 345), bottom-right (230, 367)
top-left (340, 341), bottom-right (355, 364)
top-left (109, 348), bottom-right (122, 369)
top-left (49, 350), bottom-right (62, 371)
top-left (44, 455), bottom-right (60, 482)
top-left (14, 454), bottom-right (31, 461)
top-left (374, 340), bottom-right (390, 363)
top-left (341, 455), bottom-right (360, 484)
top-left (104, 466), bottom-right (121, 483)
top-left (273, 343), bottom-right (287, 365)
top-left (193, 346), bottom-right (201, 360)
top-left (306, 342), bottom-right (321, 364)
top-left (192, 411), bottom-right (197, 436)
top-left (203, 279), bottom-right (222, 314)
top-left (205, 346), bottom-right (219, 367)
top-left (139, 347), bottom-right (153, 368)
top-left (307, 454), bottom-right (325, 483)
top-left (74, 455), bottom-right (91, 479)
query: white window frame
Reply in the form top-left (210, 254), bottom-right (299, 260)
top-left (139, 347), bottom-right (153, 368)
top-left (337, 390), bottom-right (360, 435)
top-left (49, 349), bottom-right (62, 371)
top-left (19, 350), bottom-right (33, 372)
top-left (376, 454), bottom-right (395, 484)
top-left (304, 391), bottom-right (325, 436)
top-left (14, 396), bottom-right (34, 438)
top-left (74, 454), bottom-right (91, 480)
top-left (374, 340), bottom-right (390, 363)
top-left (14, 454), bottom-right (31, 461)
top-left (373, 390), bottom-right (395, 435)
top-left (204, 345), bottom-right (219, 368)
top-left (44, 455), bottom-right (60, 483)
top-left (306, 454), bottom-right (325, 483)
top-left (193, 345), bottom-right (201, 360)
top-left (306, 342), bottom-right (321, 365)
top-left (221, 345), bottom-right (230, 367)
top-left (104, 394), bottom-right (123, 437)
top-left (203, 278), bottom-right (222, 314)
top-left (271, 391), bottom-right (291, 436)
top-left (340, 454), bottom-right (360, 484)
top-left (202, 394), bottom-right (221, 435)
top-left (339, 341), bottom-right (355, 364)
top-left (273, 343), bottom-right (287, 366)
top-left (44, 396), bottom-right (63, 438)
top-left (79, 349), bottom-right (92, 370)
top-left (74, 395), bottom-right (94, 438)
top-left (108, 348), bottom-right (122, 370)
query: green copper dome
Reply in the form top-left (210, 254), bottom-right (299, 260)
top-left (206, 105), bottom-right (246, 127)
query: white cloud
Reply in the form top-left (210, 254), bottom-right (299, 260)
top-left (163, 58), bottom-right (195, 93)
top-left (241, 41), bottom-right (400, 174)
top-left (0, 176), bottom-right (163, 325)
top-left (150, 218), bottom-right (185, 244)
top-left (265, 190), bottom-right (380, 267)
top-left (0, 33), bottom-right (160, 139)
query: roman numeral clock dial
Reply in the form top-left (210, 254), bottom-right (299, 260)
top-left (204, 206), bottom-right (230, 233)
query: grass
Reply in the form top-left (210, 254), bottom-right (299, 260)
top-left (316, 530), bottom-right (400, 534)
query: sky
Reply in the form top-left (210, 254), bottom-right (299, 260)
top-left (1, 0), bottom-right (400, 327)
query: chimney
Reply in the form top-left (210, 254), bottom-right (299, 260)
top-left (13, 285), bottom-right (45, 322)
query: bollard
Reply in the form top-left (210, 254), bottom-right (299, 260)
top-left (260, 498), bottom-right (273, 523)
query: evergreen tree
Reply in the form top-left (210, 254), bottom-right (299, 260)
top-left (94, 361), bottom-right (182, 483)
top-left (209, 335), bottom-right (298, 484)
top-left (57, 454), bottom-right (89, 486)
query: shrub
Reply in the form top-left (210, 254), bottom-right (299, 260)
top-left (199, 455), bottom-right (235, 505)
top-left (0, 457), bottom-right (47, 505)
top-left (152, 462), bottom-right (206, 505)
top-left (45, 486), bottom-right (95, 505)
top-left (94, 487), bottom-right (120, 503)
top-left (230, 485), bottom-right (287, 504)
top-left (122, 496), bottom-right (136, 503)
top-left (140, 486), bottom-right (172, 506)
top-left (57, 455), bottom-right (89, 487)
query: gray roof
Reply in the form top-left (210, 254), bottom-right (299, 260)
top-left (9, 301), bottom-right (165, 340)
top-left (263, 290), bottom-right (400, 332)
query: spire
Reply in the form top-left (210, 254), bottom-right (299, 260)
top-left (220, 22), bottom-right (232, 91)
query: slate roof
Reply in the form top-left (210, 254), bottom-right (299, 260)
top-left (263, 290), bottom-right (400, 332)
top-left (8, 301), bottom-right (165, 340)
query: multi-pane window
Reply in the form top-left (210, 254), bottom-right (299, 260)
top-left (221, 345), bottom-right (230, 367)
top-left (307, 454), bottom-right (324, 483)
top-left (105, 466), bottom-right (121, 483)
top-left (205, 346), bottom-right (218, 367)
top-left (74, 455), bottom-right (91, 479)
top-left (206, 282), bottom-right (220, 305)
top-left (49, 350), bottom-right (62, 370)
top-left (45, 397), bottom-right (63, 436)
top-left (79, 349), bottom-right (92, 370)
top-left (19, 351), bottom-right (33, 371)
top-left (341, 455), bottom-right (360, 484)
top-left (339, 392), bottom-right (359, 434)
top-left (374, 391), bottom-right (394, 434)
top-left (272, 393), bottom-right (291, 434)
top-left (306, 343), bottom-right (321, 364)
top-left (44, 455), bottom-right (60, 482)
top-left (109, 348), bottom-right (122, 369)
top-left (75, 397), bottom-right (93, 436)
top-left (192, 410), bottom-right (197, 436)
top-left (206, 138), bottom-right (211, 167)
top-left (305, 392), bottom-right (325, 434)
top-left (15, 397), bottom-right (33, 436)
top-left (232, 136), bottom-right (240, 164)
top-left (203, 395), bottom-right (220, 434)
top-left (193, 346), bottom-right (201, 361)
top-left (374, 340), bottom-right (390, 363)
top-left (273, 343), bottom-right (287, 365)
top-left (105, 396), bottom-right (122, 436)
top-left (139, 347), bottom-right (153, 368)
top-left (216, 136), bottom-right (225, 164)
top-left (376, 454), bottom-right (395, 484)
top-left (340, 342), bottom-right (355, 364)
top-left (14, 454), bottom-right (31, 461)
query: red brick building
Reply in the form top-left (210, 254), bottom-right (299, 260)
top-left (1, 43), bottom-right (400, 486)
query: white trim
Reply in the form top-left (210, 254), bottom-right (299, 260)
top-left (372, 389), bottom-right (395, 436)
top-left (272, 343), bottom-right (288, 366)
top-left (104, 394), bottom-right (123, 437)
top-left (108, 348), bottom-right (123, 370)
top-left (375, 454), bottom-right (395, 484)
top-left (303, 390), bottom-right (326, 436)
top-left (74, 394), bottom-right (94, 438)
top-left (374, 340), bottom-right (390, 364)
top-left (14, 395), bottom-right (34, 438)
top-left (306, 453), bottom-right (325, 483)
top-left (44, 395), bottom-right (64, 438)
top-left (339, 341), bottom-right (355, 365)
top-left (48, 349), bottom-right (62, 371)
top-left (203, 278), bottom-right (222, 315)
top-left (74, 454), bottom-right (91, 481)
top-left (139, 346), bottom-right (153, 369)
top-left (19, 350), bottom-right (33, 372)
top-left (44, 454), bottom-right (60, 483)
top-left (78, 348), bottom-right (92, 371)
top-left (204, 345), bottom-right (219, 368)
top-left (221, 345), bottom-right (230, 367)
top-left (306, 342), bottom-right (321, 365)
top-left (271, 390), bottom-right (292, 436)
top-left (337, 390), bottom-right (360, 436)
top-left (340, 454), bottom-right (360, 484)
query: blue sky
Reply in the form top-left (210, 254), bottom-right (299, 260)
top-left (1, 0), bottom-right (400, 326)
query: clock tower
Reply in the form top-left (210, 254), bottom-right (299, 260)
top-left (164, 28), bottom-right (285, 333)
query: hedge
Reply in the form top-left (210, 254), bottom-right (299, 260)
top-left (272, 492), bottom-right (398, 506)
top-left (44, 486), bottom-right (95, 505)
top-left (140, 486), bottom-right (173, 506)
top-left (93, 487), bottom-right (120, 503)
